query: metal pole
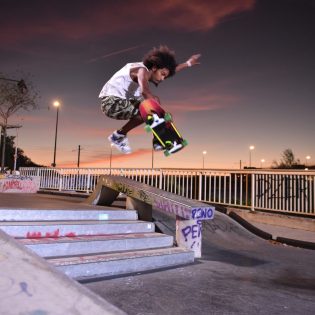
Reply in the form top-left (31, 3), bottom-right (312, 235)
top-left (109, 144), bottom-right (113, 175)
top-left (52, 106), bottom-right (59, 167)
top-left (202, 151), bottom-right (207, 169)
top-left (1, 125), bottom-right (6, 172)
top-left (77, 145), bottom-right (81, 168)
top-left (13, 128), bottom-right (19, 172)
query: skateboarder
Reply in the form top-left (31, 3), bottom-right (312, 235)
top-left (99, 45), bottom-right (200, 154)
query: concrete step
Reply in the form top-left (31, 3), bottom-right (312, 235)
top-left (0, 208), bottom-right (138, 221)
top-left (18, 233), bottom-right (174, 257)
top-left (47, 247), bottom-right (195, 280)
top-left (0, 220), bottom-right (155, 238)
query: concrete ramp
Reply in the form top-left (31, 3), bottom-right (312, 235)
top-left (86, 175), bottom-right (216, 257)
top-left (0, 229), bottom-right (124, 315)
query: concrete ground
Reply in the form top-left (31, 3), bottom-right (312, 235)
top-left (1, 192), bottom-right (315, 315)
top-left (85, 209), bottom-right (315, 315)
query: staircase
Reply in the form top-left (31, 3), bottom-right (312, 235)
top-left (0, 206), bottom-right (194, 280)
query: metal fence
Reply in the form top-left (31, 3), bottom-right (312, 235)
top-left (20, 167), bottom-right (315, 216)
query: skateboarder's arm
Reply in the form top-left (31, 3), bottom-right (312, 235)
top-left (176, 54), bottom-right (201, 72)
top-left (138, 67), bottom-right (160, 102)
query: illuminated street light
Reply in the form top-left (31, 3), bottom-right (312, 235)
top-left (260, 159), bottom-right (265, 168)
top-left (202, 150), bottom-right (207, 169)
top-left (51, 100), bottom-right (60, 167)
top-left (249, 145), bottom-right (255, 168)
top-left (306, 155), bottom-right (311, 167)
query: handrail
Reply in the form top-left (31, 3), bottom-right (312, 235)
top-left (19, 167), bottom-right (315, 216)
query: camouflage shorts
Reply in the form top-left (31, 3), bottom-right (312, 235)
top-left (100, 96), bottom-right (142, 120)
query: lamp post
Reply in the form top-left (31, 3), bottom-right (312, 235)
top-left (260, 159), bottom-right (265, 169)
top-left (0, 124), bottom-right (7, 173)
top-left (249, 145), bottom-right (255, 168)
top-left (305, 155), bottom-right (311, 169)
top-left (13, 126), bottom-right (22, 172)
top-left (0, 77), bottom-right (27, 93)
top-left (202, 151), bottom-right (207, 169)
top-left (109, 143), bottom-right (113, 175)
top-left (51, 100), bottom-right (60, 167)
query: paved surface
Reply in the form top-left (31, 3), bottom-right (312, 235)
top-left (1, 192), bottom-right (315, 315)
top-left (252, 222), bottom-right (315, 243)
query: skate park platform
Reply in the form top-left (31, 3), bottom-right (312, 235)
top-left (0, 185), bottom-right (315, 314)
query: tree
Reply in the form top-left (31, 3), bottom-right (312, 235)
top-left (0, 135), bottom-right (41, 170)
top-left (0, 73), bottom-right (39, 171)
top-left (272, 148), bottom-right (302, 169)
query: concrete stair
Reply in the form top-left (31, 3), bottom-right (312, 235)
top-left (0, 207), bottom-right (194, 279)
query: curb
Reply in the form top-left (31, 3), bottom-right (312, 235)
top-left (228, 211), bottom-right (273, 240)
top-left (275, 236), bottom-right (315, 250)
top-left (228, 211), bottom-right (315, 250)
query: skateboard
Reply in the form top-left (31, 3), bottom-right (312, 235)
top-left (139, 99), bottom-right (188, 156)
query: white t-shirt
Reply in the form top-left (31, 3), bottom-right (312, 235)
top-left (99, 62), bottom-right (148, 99)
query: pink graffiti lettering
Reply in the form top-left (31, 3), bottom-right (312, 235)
top-left (45, 229), bottom-right (60, 238)
top-left (3, 180), bottom-right (22, 191)
top-left (65, 232), bottom-right (76, 237)
top-left (0, 179), bottom-right (38, 193)
top-left (26, 231), bottom-right (42, 238)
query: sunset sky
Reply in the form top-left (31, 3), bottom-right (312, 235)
top-left (1, 0), bottom-right (314, 169)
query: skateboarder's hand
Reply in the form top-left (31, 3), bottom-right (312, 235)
top-left (186, 54), bottom-right (201, 67)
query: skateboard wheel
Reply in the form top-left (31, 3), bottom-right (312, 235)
top-left (182, 139), bottom-right (188, 146)
top-left (164, 113), bottom-right (172, 122)
top-left (165, 140), bottom-right (173, 149)
top-left (146, 115), bottom-right (154, 124)
top-left (164, 150), bottom-right (171, 157)
top-left (144, 125), bottom-right (152, 132)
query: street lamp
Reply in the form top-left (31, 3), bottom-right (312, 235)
top-left (51, 100), bottom-right (60, 167)
top-left (13, 126), bottom-right (22, 172)
top-left (306, 156), bottom-right (311, 168)
top-left (249, 145), bottom-right (255, 168)
top-left (202, 150), bottom-right (207, 169)
top-left (109, 143), bottom-right (113, 175)
top-left (0, 77), bottom-right (27, 93)
top-left (260, 159), bottom-right (265, 168)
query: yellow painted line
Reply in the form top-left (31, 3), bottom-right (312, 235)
top-left (170, 122), bottom-right (182, 138)
top-left (151, 129), bottom-right (166, 148)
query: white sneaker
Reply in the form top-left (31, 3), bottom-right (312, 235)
top-left (153, 140), bottom-right (164, 151)
top-left (108, 131), bottom-right (132, 154)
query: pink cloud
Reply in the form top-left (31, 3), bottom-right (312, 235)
top-left (165, 93), bottom-right (241, 113)
top-left (59, 148), bottom-right (152, 168)
top-left (1, 0), bottom-right (255, 44)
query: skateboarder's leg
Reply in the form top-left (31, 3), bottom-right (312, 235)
top-left (117, 114), bottom-right (143, 135)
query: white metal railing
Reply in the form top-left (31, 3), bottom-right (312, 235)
top-left (20, 167), bottom-right (315, 216)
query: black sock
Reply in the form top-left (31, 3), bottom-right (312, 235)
top-left (116, 130), bottom-right (126, 136)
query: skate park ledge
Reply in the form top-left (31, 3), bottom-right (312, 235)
top-left (86, 175), bottom-right (216, 258)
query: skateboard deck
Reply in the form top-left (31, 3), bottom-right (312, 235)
top-left (139, 99), bottom-right (188, 156)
